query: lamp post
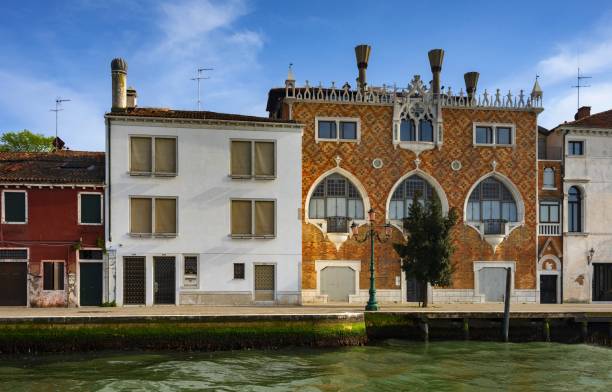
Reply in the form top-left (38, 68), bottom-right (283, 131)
top-left (351, 208), bottom-right (392, 311)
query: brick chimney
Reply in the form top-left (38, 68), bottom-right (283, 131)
top-left (575, 106), bottom-right (591, 121)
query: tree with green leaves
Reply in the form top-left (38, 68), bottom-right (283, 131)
top-left (393, 194), bottom-right (458, 307)
top-left (0, 130), bottom-right (54, 152)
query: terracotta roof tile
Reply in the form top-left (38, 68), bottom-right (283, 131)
top-left (107, 107), bottom-right (295, 124)
top-left (560, 109), bottom-right (612, 129)
top-left (0, 151), bottom-right (104, 184)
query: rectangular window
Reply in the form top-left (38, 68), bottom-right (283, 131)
top-left (474, 124), bottom-right (514, 146)
top-left (231, 199), bottom-right (276, 238)
top-left (475, 126), bottom-right (493, 144)
top-left (79, 193), bottom-right (102, 224)
top-left (79, 249), bottom-right (104, 260)
top-left (234, 263), bottom-right (245, 279)
top-left (183, 255), bottom-right (198, 288)
top-left (130, 197), bottom-right (177, 236)
top-left (339, 122), bottom-right (357, 140)
top-left (316, 118), bottom-right (359, 142)
top-left (539, 202), bottom-right (560, 223)
top-left (0, 249), bottom-right (27, 259)
top-left (230, 140), bottom-right (276, 178)
top-left (2, 191), bottom-right (26, 223)
top-left (130, 136), bottom-right (177, 175)
top-left (568, 141), bottom-right (584, 156)
top-left (317, 121), bottom-right (337, 139)
top-left (43, 261), bottom-right (64, 291)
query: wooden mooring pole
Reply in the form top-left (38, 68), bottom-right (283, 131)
top-left (502, 267), bottom-right (511, 342)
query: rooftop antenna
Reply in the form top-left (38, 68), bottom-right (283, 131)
top-left (190, 67), bottom-right (213, 111)
top-left (50, 97), bottom-right (71, 138)
top-left (571, 67), bottom-right (591, 109)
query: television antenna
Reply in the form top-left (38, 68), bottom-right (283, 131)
top-left (571, 67), bottom-right (591, 109)
top-left (190, 67), bottom-right (213, 111)
top-left (50, 97), bottom-right (71, 138)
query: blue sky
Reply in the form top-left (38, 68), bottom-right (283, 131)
top-left (1, 0), bottom-right (612, 151)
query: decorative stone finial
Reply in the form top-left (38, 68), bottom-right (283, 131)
top-left (334, 155), bottom-right (342, 167)
top-left (531, 75), bottom-right (543, 100)
top-left (491, 160), bottom-right (498, 171)
top-left (414, 158), bottom-right (421, 169)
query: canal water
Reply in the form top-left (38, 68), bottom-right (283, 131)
top-left (1, 340), bottom-right (611, 391)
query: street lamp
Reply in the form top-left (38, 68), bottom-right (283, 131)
top-left (350, 208), bottom-right (392, 311)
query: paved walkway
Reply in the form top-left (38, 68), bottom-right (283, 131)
top-left (0, 303), bottom-right (611, 318)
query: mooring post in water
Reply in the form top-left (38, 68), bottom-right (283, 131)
top-left (463, 318), bottom-right (470, 340)
top-left (502, 267), bottom-right (511, 342)
top-left (581, 320), bottom-right (589, 343)
top-left (421, 318), bottom-right (429, 342)
top-left (544, 319), bottom-right (551, 342)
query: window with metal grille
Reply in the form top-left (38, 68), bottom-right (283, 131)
top-left (308, 174), bottom-right (364, 222)
top-left (0, 249), bottom-right (27, 259)
top-left (389, 175), bottom-right (437, 220)
top-left (79, 250), bottom-right (104, 260)
top-left (43, 261), bottom-right (64, 291)
top-left (234, 263), bottom-right (245, 279)
top-left (466, 177), bottom-right (518, 229)
top-left (80, 193), bottom-right (102, 224)
top-left (183, 255), bottom-right (198, 288)
top-left (2, 191), bottom-right (26, 223)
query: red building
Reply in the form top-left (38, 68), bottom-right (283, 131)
top-left (0, 151), bottom-right (105, 307)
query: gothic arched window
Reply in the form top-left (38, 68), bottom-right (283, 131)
top-left (466, 177), bottom-right (518, 235)
top-left (308, 174), bottom-right (364, 224)
top-left (389, 175), bottom-right (437, 220)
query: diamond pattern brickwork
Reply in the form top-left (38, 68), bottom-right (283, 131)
top-left (294, 101), bottom-right (540, 291)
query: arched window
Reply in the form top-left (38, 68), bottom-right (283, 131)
top-left (308, 174), bottom-right (364, 222)
top-left (399, 119), bottom-right (434, 142)
top-left (389, 175), bottom-right (437, 220)
top-left (467, 177), bottom-right (517, 235)
top-left (543, 168), bottom-right (555, 188)
top-left (568, 186), bottom-right (582, 232)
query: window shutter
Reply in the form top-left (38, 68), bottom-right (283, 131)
top-left (155, 198), bottom-right (177, 234)
top-left (56, 262), bottom-right (65, 290)
top-left (231, 141), bottom-right (252, 176)
top-left (80, 194), bottom-right (102, 224)
top-left (130, 137), bottom-right (152, 172)
top-left (254, 200), bottom-right (275, 236)
top-left (155, 138), bottom-right (177, 174)
top-left (4, 192), bottom-right (26, 222)
top-left (231, 200), bottom-right (252, 235)
top-left (254, 142), bottom-right (275, 177)
top-left (130, 198), bottom-right (152, 234)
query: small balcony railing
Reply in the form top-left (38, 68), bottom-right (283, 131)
top-left (483, 219), bottom-right (507, 235)
top-left (539, 223), bottom-right (561, 236)
top-left (326, 216), bottom-right (350, 233)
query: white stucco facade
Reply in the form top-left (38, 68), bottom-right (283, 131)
top-left (560, 127), bottom-right (612, 303)
top-left (105, 115), bottom-right (303, 306)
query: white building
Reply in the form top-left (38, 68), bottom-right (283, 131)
top-left (554, 107), bottom-right (612, 303)
top-left (105, 58), bottom-right (303, 306)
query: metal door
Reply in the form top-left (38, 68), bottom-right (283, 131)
top-left (320, 266), bottom-right (355, 302)
top-left (478, 267), bottom-right (507, 302)
top-left (254, 264), bottom-right (275, 301)
top-left (123, 256), bottom-right (145, 305)
top-left (80, 262), bottom-right (103, 306)
top-left (154, 256), bottom-right (176, 304)
top-left (406, 276), bottom-right (426, 303)
top-left (593, 263), bottom-right (612, 301)
top-left (0, 262), bottom-right (27, 306)
top-left (539, 275), bottom-right (557, 304)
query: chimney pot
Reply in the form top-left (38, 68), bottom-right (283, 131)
top-left (126, 87), bottom-right (137, 109)
top-left (464, 72), bottom-right (479, 102)
top-left (111, 57), bottom-right (128, 111)
top-left (575, 106), bottom-right (591, 121)
top-left (354, 44), bottom-right (372, 90)
top-left (428, 49), bottom-right (445, 96)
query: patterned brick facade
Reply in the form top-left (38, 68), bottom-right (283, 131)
top-left (289, 100), bottom-right (540, 302)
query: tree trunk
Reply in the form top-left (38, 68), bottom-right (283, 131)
top-left (421, 281), bottom-right (429, 308)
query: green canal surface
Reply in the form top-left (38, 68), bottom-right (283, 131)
top-left (0, 340), bottom-right (610, 391)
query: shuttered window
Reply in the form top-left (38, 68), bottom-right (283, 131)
top-left (254, 142), bottom-right (275, 177)
top-left (155, 138), bottom-right (177, 174)
top-left (234, 263), bottom-right (245, 279)
top-left (155, 198), bottom-right (177, 234)
top-left (231, 199), bottom-right (275, 238)
top-left (43, 262), bottom-right (64, 291)
top-left (231, 200), bottom-right (252, 236)
top-left (80, 193), bottom-right (102, 224)
top-left (130, 137), bottom-right (152, 173)
top-left (3, 191), bottom-right (26, 223)
top-left (130, 197), bottom-right (177, 236)
top-left (130, 136), bottom-right (177, 175)
top-left (130, 198), bottom-right (153, 234)
top-left (231, 140), bottom-right (276, 178)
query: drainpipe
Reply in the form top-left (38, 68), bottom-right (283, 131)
top-left (105, 116), bottom-right (112, 303)
top-left (561, 129), bottom-right (569, 303)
